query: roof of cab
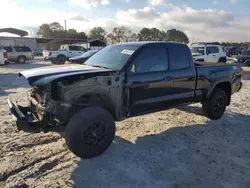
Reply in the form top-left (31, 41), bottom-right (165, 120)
top-left (112, 41), bottom-right (187, 47)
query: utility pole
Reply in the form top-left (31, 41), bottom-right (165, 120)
top-left (65, 20), bottom-right (67, 39)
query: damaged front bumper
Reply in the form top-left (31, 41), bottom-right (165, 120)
top-left (6, 97), bottom-right (65, 133)
top-left (7, 98), bottom-right (42, 133)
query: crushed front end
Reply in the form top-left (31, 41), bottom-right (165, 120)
top-left (7, 84), bottom-right (68, 133)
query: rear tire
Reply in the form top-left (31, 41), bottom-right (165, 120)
top-left (65, 106), bottom-right (116, 159)
top-left (202, 88), bottom-right (228, 120)
top-left (57, 55), bottom-right (66, 64)
top-left (17, 56), bottom-right (26, 64)
top-left (50, 60), bottom-right (57, 64)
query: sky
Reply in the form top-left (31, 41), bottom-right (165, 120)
top-left (1, 0), bottom-right (250, 42)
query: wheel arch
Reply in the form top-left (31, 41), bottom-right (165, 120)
top-left (73, 93), bottom-right (118, 121)
top-left (17, 55), bottom-right (27, 60)
top-left (207, 81), bottom-right (232, 105)
top-left (57, 54), bottom-right (66, 59)
top-left (218, 56), bottom-right (227, 63)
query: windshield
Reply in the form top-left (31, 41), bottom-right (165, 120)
top-left (81, 50), bottom-right (97, 58)
top-left (241, 50), bottom-right (250, 55)
top-left (190, 47), bottom-right (205, 55)
top-left (85, 44), bottom-right (139, 70)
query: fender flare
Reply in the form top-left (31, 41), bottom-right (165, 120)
top-left (206, 78), bottom-right (232, 99)
top-left (56, 54), bottom-right (66, 59)
top-left (73, 93), bottom-right (118, 120)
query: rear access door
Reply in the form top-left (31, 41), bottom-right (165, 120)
top-left (168, 43), bottom-right (197, 105)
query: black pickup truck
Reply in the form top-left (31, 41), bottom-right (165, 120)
top-left (7, 42), bottom-right (243, 159)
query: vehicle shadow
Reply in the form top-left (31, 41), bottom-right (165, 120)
top-left (0, 73), bottom-right (30, 89)
top-left (0, 88), bottom-right (16, 97)
top-left (1, 62), bottom-right (51, 70)
top-left (243, 70), bottom-right (250, 81)
top-left (70, 111), bottom-right (250, 188)
top-left (177, 105), bottom-right (203, 116)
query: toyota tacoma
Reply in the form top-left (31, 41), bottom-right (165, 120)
top-left (7, 42), bottom-right (243, 159)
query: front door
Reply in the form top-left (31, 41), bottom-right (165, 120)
top-left (126, 44), bottom-right (174, 116)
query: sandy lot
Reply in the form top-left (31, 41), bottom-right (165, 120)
top-left (0, 59), bottom-right (250, 188)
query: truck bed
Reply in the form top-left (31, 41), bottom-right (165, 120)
top-left (195, 62), bottom-right (238, 67)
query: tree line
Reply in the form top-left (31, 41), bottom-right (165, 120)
top-left (221, 42), bottom-right (250, 47)
top-left (37, 22), bottom-right (250, 49)
top-left (37, 22), bottom-right (189, 48)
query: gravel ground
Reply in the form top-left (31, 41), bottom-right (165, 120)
top-left (0, 59), bottom-right (250, 188)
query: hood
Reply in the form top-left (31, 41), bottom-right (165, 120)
top-left (20, 64), bottom-right (114, 86)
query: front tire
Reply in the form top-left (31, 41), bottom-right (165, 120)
top-left (65, 106), bottom-right (116, 159)
top-left (17, 56), bottom-right (26, 64)
top-left (202, 88), bottom-right (228, 120)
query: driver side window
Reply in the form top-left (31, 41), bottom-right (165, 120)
top-left (130, 47), bottom-right (169, 74)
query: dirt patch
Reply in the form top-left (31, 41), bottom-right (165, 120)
top-left (0, 60), bottom-right (250, 188)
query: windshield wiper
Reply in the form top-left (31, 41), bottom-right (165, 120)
top-left (90, 65), bottom-right (109, 69)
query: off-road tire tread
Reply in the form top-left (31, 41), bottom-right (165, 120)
top-left (65, 106), bottom-right (115, 159)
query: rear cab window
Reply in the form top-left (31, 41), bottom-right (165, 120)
top-left (169, 44), bottom-right (190, 70)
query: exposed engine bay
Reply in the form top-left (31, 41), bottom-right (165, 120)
top-left (28, 73), bottom-right (125, 132)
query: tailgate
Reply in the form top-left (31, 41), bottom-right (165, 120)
top-left (43, 50), bottom-right (49, 57)
top-left (43, 50), bottom-right (62, 58)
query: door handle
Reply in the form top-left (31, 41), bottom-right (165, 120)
top-left (212, 55), bottom-right (216, 56)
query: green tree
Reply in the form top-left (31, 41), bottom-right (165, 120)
top-left (88, 27), bottom-right (107, 42)
top-left (66, 29), bottom-right (78, 39)
top-left (165, 29), bottom-right (189, 44)
top-left (78, 31), bottom-right (88, 39)
top-left (49, 22), bottom-right (64, 31)
top-left (130, 33), bottom-right (138, 42)
top-left (37, 23), bottom-right (52, 38)
top-left (107, 26), bottom-right (133, 44)
top-left (138, 28), bottom-right (166, 41)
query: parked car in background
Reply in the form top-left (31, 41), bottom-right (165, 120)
top-left (0, 48), bottom-right (9, 65)
top-left (237, 50), bottom-right (250, 65)
top-left (43, 44), bottom-right (87, 64)
top-left (7, 41), bottom-right (243, 159)
top-left (2, 46), bottom-right (33, 64)
top-left (33, 49), bottom-right (43, 56)
top-left (226, 46), bottom-right (242, 57)
top-left (190, 43), bottom-right (227, 63)
top-left (69, 50), bottom-right (99, 64)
